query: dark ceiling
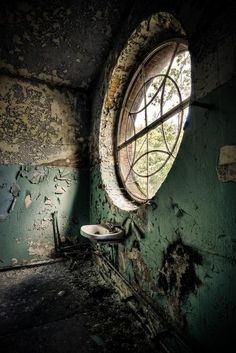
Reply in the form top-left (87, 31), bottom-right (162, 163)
top-left (0, 0), bottom-right (133, 89)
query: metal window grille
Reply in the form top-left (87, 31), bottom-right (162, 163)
top-left (116, 40), bottom-right (191, 202)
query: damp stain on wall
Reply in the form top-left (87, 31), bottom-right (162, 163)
top-left (157, 241), bottom-right (202, 298)
top-left (156, 240), bottom-right (202, 327)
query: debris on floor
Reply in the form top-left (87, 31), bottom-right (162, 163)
top-left (0, 243), bottom-right (162, 353)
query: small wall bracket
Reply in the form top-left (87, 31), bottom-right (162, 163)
top-left (191, 101), bottom-right (215, 110)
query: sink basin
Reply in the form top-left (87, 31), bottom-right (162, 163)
top-left (80, 224), bottom-right (124, 241)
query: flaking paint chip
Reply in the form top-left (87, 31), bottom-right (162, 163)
top-left (25, 194), bottom-right (32, 208)
top-left (55, 185), bottom-right (66, 194)
top-left (44, 197), bottom-right (52, 205)
top-left (11, 258), bottom-right (18, 266)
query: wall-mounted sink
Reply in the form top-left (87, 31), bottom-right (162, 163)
top-left (80, 224), bottom-right (124, 241)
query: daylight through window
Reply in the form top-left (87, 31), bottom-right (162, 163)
top-left (116, 40), bottom-right (191, 202)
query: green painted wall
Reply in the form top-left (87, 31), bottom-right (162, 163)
top-left (90, 3), bottom-right (236, 352)
top-left (0, 1), bottom-right (235, 351)
top-left (0, 165), bottom-right (89, 266)
top-left (0, 75), bottom-right (89, 267)
top-left (90, 78), bottom-right (236, 353)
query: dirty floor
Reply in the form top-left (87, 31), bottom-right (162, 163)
top-left (0, 244), bottom-right (162, 353)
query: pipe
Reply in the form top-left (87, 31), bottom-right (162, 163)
top-left (0, 257), bottom-right (66, 272)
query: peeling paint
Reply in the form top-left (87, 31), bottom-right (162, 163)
top-left (0, 1), bottom-right (236, 352)
top-left (11, 258), bottom-right (18, 266)
top-left (55, 185), bottom-right (66, 194)
top-left (0, 166), bottom-right (89, 267)
top-left (21, 166), bottom-right (49, 184)
top-left (0, 75), bottom-right (88, 166)
top-left (0, 0), bottom-right (133, 88)
top-left (157, 241), bottom-right (202, 299)
top-left (10, 183), bottom-right (21, 197)
top-left (44, 197), bottom-right (52, 206)
top-left (95, 252), bottom-right (166, 338)
top-left (128, 245), bottom-right (152, 290)
top-left (90, 4), bottom-right (236, 352)
top-left (24, 193), bottom-right (32, 208)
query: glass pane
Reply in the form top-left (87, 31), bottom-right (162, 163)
top-left (116, 41), bottom-right (191, 202)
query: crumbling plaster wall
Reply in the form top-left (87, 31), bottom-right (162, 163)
top-left (0, 0), bottom-right (133, 267)
top-left (0, 165), bottom-right (89, 267)
top-left (0, 75), bottom-right (89, 166)
top-left (90, 1), bottom-right (236, 352)
top-left (0, 76), bottom-right (89, 267)
top-left (0, 0), bottom-right (131, 267)
top-left (0, 0), bottom-right (132, 88)
top-left (0, 0), bottom-right (133, 266)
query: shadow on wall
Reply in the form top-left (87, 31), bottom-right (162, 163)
top-left (0, 75), bottom-right (90, 267)
top-left (0, 164), bottom-right (90, 267)
top-left (89, 5), bottom-right (236, 353)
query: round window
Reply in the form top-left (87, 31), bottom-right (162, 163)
top-left (116, 40), bottom-right (191, 203)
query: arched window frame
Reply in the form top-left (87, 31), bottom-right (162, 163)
top-left (115, 39), bottom-right (191, 202)
top-left (98, 13), bottom-right (190, 211)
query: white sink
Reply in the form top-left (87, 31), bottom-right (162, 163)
top-left (80, 224), bottom-right (124, 241)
